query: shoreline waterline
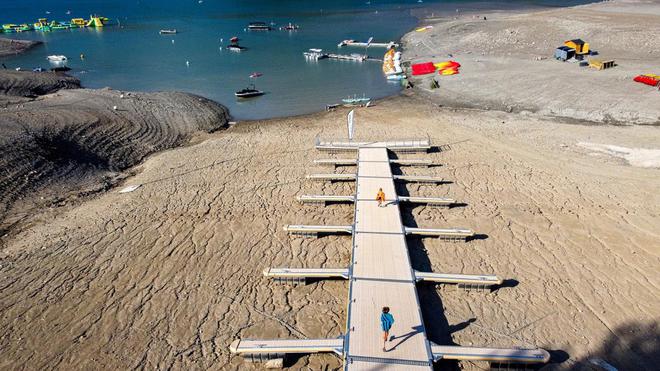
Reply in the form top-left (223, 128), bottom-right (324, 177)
top-left (0, 0), bottom-right (596, 120)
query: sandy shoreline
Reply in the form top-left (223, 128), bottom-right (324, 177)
top-left (0, 0), bottom-right (659, 370)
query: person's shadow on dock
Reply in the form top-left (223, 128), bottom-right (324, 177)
top-left (387, 325), bottom-right (425, 351)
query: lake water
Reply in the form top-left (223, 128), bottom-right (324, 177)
top-left (1, 0), bottom-right (590, 119)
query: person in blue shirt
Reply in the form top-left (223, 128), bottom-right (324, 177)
top-left (380, 306), bottom-right (395, 351)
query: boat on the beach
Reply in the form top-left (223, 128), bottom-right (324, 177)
top-left (235, 84), bottom-right (264, 98)
top-left (342, 94), bottom-right (371, 105)
top-left (303, 48), bottom-right (328, 60)
top-left (159, 29), bottom-right (177, 34)
top-left (46, 55), bottom-right (68, 62)
top-left (248, 22), bottom-right (271, 31)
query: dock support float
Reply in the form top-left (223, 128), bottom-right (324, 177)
top-left (264, 268), bottom-right (349, 284)
top-left (296, 195), bottom-right (355, 205)
top-left (313, 158), bottom-right (434, 167)
top-left (306, 173), bottom-right (356, 182)
top-left (430, 343), bottom-right (550, 365)
top-left (405, 227), bottom-right (475, 241)
top-left (398, 196), bottom-right (456, 207)
top-left (394, 175), bottom-right (445, 183)
top-left (283, 225), bottom-right (353, 238)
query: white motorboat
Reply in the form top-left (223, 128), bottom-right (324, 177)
top-left (46, 55), bottom-right (67, 62)
top-left (303, 48), bottom-right (328, 60)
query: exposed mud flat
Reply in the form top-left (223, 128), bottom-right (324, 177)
top-left (0, 37), bottom-right (42, 58)
top-left (0, 70), bottom-right (81, 97)
top-left (0, 94), bottom-right (657, 370)
top-left (0, 71), bottom-right (229, 235)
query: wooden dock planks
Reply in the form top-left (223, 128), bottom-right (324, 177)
top-left (345, 146), bottom-right (433, 370)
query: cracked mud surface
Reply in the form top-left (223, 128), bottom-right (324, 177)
top-left (0, 95), bottom-right (658, 370)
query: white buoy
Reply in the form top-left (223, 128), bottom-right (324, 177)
top-left (171, 39), bottom-right (175, 44)
top-left (220, 38), bottom-right (223, 42)
top-left (186, 61), bottom-right (190, 67)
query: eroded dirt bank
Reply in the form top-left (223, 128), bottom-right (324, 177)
top-left (0, 70), bottom-right (229, 236)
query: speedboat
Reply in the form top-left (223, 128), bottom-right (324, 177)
top-left (248, 22), bottom-right (271, 31)
top-left (235, 84), bottom-right (264, 98)
top-left (303, 48), bottom-right (328, 60)
top-left (249, 72), bottom-right (263, 78)
top-left (279, 23), bottom-right (299, 31)
top-left (342, 94), bottom-right (371, 105)
top-left (47, 55), bottom-right (67, 62)
top-left (226, 44), bottom-right (246, 51)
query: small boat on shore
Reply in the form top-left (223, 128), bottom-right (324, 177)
top-left (248, 21), bottom-right (271, 31)
top-left (342, 94), bottom-right (371, 105)
top-left (159, 29), bottom-right (177, 34)
top-left (235, 84), bottom-right (264, 98)
top-left (47, 55), bottom-right (67, 62)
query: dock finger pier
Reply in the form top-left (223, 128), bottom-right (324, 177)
top-left (230, 137), bottom-right (551, 369)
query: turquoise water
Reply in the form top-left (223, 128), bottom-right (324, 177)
top-left (1, 0), bottom-right (590, 119)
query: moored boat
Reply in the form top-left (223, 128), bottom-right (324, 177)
top-left (159, 29), bottom-right (177, 34)
top-left (47, 55), bottom-right (68, 62)
top-left (279, 23), bottom-right (299, 31)
top-left (342, 94), bottom-right (371, 105)
top-left (226, 44), bottom-right (246, 51)
top-left (248, 22), bottom-right (271, 31)
top-left (235, 84), bottom-right (264, 98)
top-left (303, 48), bottom-right (328, 60)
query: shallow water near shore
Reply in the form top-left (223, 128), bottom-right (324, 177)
top-left (1, 0), bottom-right (590, 119)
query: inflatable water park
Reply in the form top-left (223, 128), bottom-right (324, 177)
top-left (1, 15), bottom-right (110, 34)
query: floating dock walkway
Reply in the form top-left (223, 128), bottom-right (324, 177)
top-left (230, 138), bottom-right (551, 369)
top-left (338, 40), bottom-right (399, 48)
